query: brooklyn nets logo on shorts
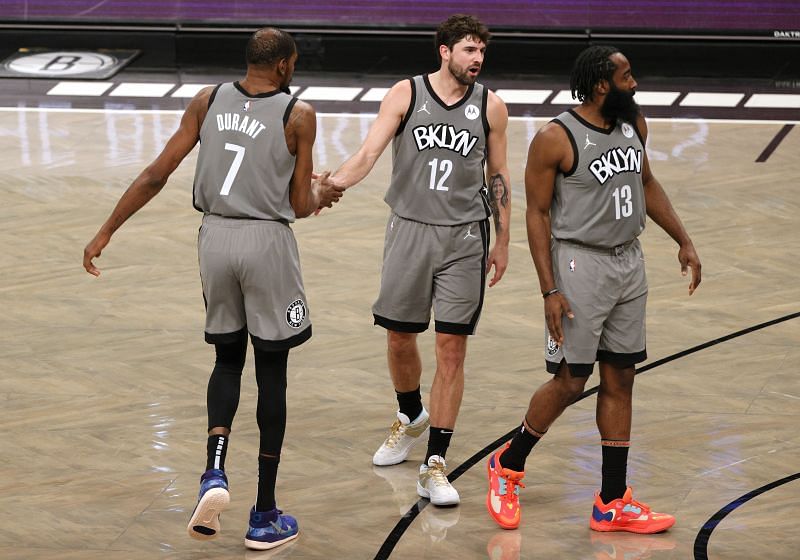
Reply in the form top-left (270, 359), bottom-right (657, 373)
top-left (286, 299), bottom-right (307, 328)
top-left (546, 335), bottom-right (560, 357)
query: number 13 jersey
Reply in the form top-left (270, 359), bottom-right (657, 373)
top-left (386, 74), bottom-right (490, 226)
top-left (550, 110), bottom-right (646, 248)
top-left (193, 82), bottom-right (298, 222)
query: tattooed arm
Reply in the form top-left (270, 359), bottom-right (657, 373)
top-left (485, 90), bottom-right (511, 287)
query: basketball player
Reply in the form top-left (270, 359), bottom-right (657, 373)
top-left (83, 28), bottom-right (343, 550)
top-left (323, 14), bottom-right (511, 505)
top-left (486, 46), bottom-right (701, 532)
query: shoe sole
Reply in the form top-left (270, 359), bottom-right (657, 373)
top-left (245, 530), bottom-right (299, 550)
top-left (372, 426), bottom-right (430, 466)
top-left (417, 481), bottom-right (460, 506)
top-left (187, 487), bottom-right (230, 540)
top-left (486, 456), bottom-right (520, 530)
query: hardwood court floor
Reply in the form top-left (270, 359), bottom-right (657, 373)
top-left (1, 108), bottom-right (798, 559)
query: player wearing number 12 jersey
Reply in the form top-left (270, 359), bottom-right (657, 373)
top-left (323, 14), bottom-right (510, 505)
top-left (83, 28), bottom-right (343, 550)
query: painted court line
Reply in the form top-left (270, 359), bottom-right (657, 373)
top-left (109, 82), bottom-right (176, 97)
top-left (46, 82), bottom-right (114, 96)
top-left (680, 92), bottom-right (745, 107)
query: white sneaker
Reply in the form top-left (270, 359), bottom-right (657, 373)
top-left (417, 455), bottom-right (460, 506)
top-left (372, 409), bottom-right (430, 466)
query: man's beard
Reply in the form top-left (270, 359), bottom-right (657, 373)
top-left (448, 61), bottom-right (478, 86)
top-left (601, 85), bottom-right (640, 125)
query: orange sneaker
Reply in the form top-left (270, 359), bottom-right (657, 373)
top-left (589, 487), bottom-right (675, 534)
top-left (486, 443), bottom-right (525, 530)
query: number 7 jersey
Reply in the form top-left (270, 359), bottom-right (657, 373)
top-left (386, 74), bottom-right (490, 226)
top-left (193, 82), bottom-right (298, 222)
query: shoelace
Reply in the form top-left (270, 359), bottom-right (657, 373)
top-left (427, 463), bottom-right (451, 487)
top-left (627, 498), bottom-right (651, 514)
top-left (384, 420), bottom-right (405, 448)
top-left (501, 469), bottom-right (526, 498)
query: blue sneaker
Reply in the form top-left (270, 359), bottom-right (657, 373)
top-left (187, 468), bottom-right (230, 540)
top-left (244, 506), bottom-right (299, 550)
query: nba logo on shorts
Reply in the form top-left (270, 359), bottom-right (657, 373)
top-left (286, 299), bottom-right (307, 328)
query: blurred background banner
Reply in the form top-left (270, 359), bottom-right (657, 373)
top-left (2, 0), bottom-right (800, 37)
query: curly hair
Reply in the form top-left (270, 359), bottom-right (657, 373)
top-left (570, 45), bottom-right (621, 102)
top-left (435, 14), bottom-right (491, 62)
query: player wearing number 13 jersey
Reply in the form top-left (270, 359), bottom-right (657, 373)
top-left (324, 15), bottom-right (510, 506)
top-left (485, 45), bottom-right (701, 534)
top-left (83, 28), bottom-right (343, 550)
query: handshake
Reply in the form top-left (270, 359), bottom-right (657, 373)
top-left (311, 171), bottom-right (346, 214)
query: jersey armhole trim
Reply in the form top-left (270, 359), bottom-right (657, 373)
top-left (395, 78), bottom-right (416, 137)
top-left (633, 121), bottom-right (646, 147)
top-left (207, 83), bottom-right (223, 111)
top-left (552, 118), bottom-right (579, 177)
top-left (481, 85), bottom-right (490, 138)
top-left (283, 97), bottom-right (298, 128)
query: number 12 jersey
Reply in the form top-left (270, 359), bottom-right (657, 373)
top-left (386, 74), bottom-right (491, 226)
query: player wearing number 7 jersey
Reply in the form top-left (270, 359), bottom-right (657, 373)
top-left (322, 14), bottom-right (510, 506)
top-left (485, 45), bottom-right (701, 533)
top-left (83, 27), bottom-right (343, 550)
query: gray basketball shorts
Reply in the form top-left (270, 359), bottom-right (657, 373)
top-left (372, 213), bottom-right (489, 335)
top-left (198, 214), bottom-right (311, 350)
top-left (544, 238), bottom-right (648, 377)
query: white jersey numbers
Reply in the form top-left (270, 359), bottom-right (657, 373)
top-left (219, 143), bottom-right (245, 196)
top-left (427, 158), bottom-right (453, 191)
top-left (612, 184), bottom-right (633, 220)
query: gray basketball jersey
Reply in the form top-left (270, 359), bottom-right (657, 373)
top-left (550, 110), bottom-right (646, 247)
top-left (193, 82), bottom-right (297, 222)
top-left (385, 74), bottom-right (490, 226)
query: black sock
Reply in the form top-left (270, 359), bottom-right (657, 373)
top-left (254, 348), bottom-right (289, 513)
top-left (256, 454), bottom-right (279, 512)
top-left (396, 386), bottom-right (423, 422)
top-left (600, 441), bottom-right (630, 503)
top-left (500, 423), bottom-right (542, 472)
top-left (425, 427), bottom-right (453, 462)
top-left (206, 434), bottom-right (228, 471)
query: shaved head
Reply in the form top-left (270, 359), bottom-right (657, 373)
top-left (246, 27), bottom-right (296, 67)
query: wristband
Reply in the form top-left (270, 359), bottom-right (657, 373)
top-left (542, 288), bottom-right (559, 299)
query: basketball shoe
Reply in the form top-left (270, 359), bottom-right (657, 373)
top-left (590, 487), bottom-right (675, 533)
top-left (417, 455), bottom-right (460, 506)
top-left (486, 443), bottom-right (525, 529)
top-left (373, 409), bottom-right (430, 466)
top-left (244, 506), bottom-right (299, 550)
top-left (187, 468), bottom-right (230, 540)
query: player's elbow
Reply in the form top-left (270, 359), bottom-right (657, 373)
top-left (293, 206), bottom-right (314, 219)
top-left (139, 167), bottom-right (168, 192)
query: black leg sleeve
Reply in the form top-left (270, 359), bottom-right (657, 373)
top-left (206, 328), bottom-right (247, 431)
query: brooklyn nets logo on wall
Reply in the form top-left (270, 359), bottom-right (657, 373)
top-left (0, 49), bottom-right (139, 79)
